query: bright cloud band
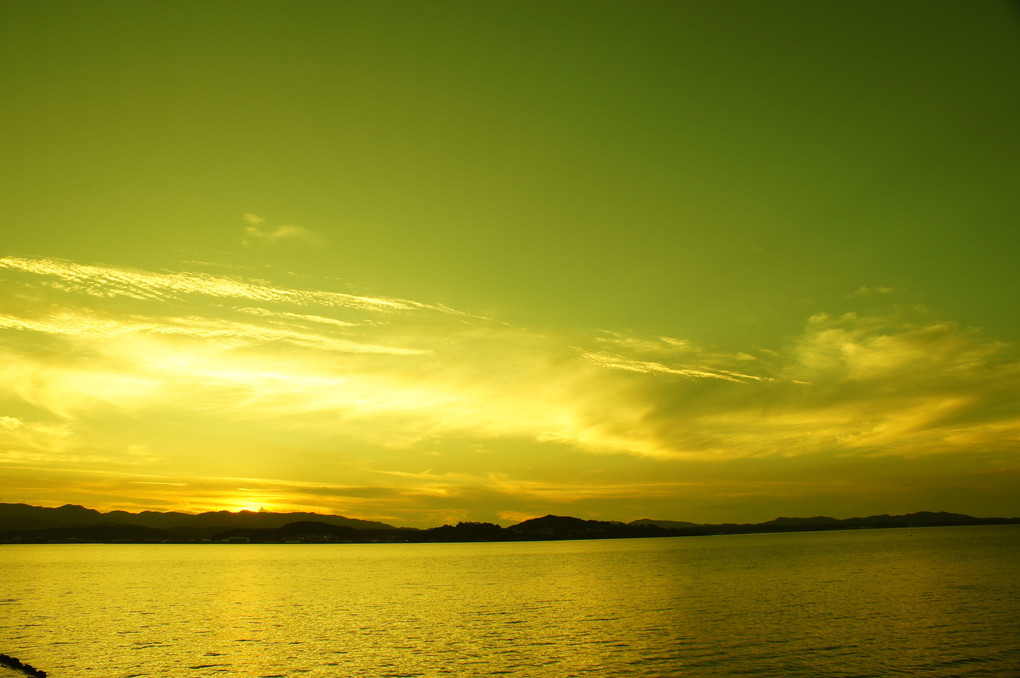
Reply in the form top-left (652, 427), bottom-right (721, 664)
top-left (1, 256), bottom-right (1018, 524)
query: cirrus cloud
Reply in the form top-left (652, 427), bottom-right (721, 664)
top-left (1, 256), bottom-right (1018, 524)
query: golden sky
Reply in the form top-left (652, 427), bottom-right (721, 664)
top-left (1, 1), bottom-right (1019, 526)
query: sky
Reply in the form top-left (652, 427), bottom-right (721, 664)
top-left (1, 1), bottom-right (1019, 527)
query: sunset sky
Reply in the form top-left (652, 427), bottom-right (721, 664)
top-left (2, 1), bottom-right (1019, 527)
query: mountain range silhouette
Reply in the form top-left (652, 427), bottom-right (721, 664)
top-left (1, 503), bottom-right (1016, 544)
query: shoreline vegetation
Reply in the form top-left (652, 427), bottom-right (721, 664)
top-left (1, 503), bottom-right (1017, 544)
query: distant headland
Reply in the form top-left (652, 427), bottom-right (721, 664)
top-left (1, 503), bottom-right (1017, 544)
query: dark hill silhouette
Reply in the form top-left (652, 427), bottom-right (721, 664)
top-left (0, 503), bottom-right (105, 530)
top-left (0, 502), bottom-right (395, 537)
top-left (4, 523), bottom-right (168, 543)
top-left (507, 515), bottom-right (674, 540)
top-left (421, 521), bottom-right (505, 542)
top-left (510, 515), bottom-right (617, 540)
top-left (630, 518), bottom-right (698, 530)
top-left (1, 503), bottom-right (1016, 543)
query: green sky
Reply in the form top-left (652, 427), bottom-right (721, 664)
top-left (2, 1), bottom-right (1019, 526)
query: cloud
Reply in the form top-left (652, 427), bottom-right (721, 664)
top-left (848, 286), bottom-right (897, 298)
top-left (594, 331), bottom-right (696, 355)
top-left (0, 256), bottom-right (442, 313)
top-left (1, 256), bottom-right (1018, 523)
top-left (236, 307), bottom-right (361, 328)
top-left (580, 350), bottom-right (771, 384)
top-left (0, 416), bottom-right (75, 458)
top-left (601, 313), bottom-right (1020, 461)
top-left (0, 310), bottom-right (426, 356)
top-left (2, 258), bottom-right (1018, 466)
top-left (240, 214), bottom-right (321, 247)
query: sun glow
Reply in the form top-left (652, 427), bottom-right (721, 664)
top-left (231, 499), bottom-right (271, 514)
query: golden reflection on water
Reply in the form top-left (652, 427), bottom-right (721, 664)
top-left (1, 526), bottom-right (1018, 677)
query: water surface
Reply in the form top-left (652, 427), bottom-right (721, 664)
top-left (2, 525), bottom-right (1018, 676)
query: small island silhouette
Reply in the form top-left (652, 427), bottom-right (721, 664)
top-left (1, 503), bottom-right (1017, 544)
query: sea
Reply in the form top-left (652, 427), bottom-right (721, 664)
top-left (1, 525), bottom-right (1018, 677)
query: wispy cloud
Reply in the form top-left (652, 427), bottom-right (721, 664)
top-left (241, 213), bottom-right (322, 247)
top-left (0, 310), bottom-right (427, 355)
top-left (2, 255), bottom-right (1018, 523)
top-left (581, 351), bottom-right (771, 384)
top-left (236, 307), bottom-right (361, 328)
top-left (0, 256), bottom-right (442, 313)
top-left (0, 416), bottom-right (75, 458)
top-left (848, 285), bottom-right (897, 298)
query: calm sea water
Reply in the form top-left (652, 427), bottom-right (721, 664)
top-left (1, 525), bottom-right (1018, 677)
